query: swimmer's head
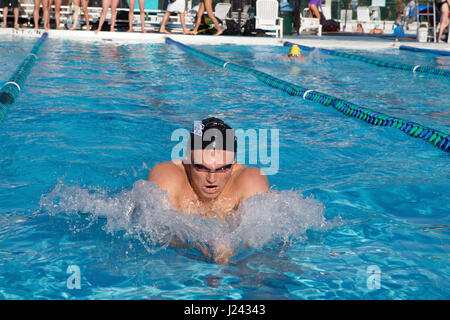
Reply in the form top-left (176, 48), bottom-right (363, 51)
top-left (374, 22), bottom-right (380, 28)
top-left (188, 117), bottom-right (237, 155)
top-left (185, 117), bottom-right (237, 201)
top-left (288, 45), bottom-right (301, 57)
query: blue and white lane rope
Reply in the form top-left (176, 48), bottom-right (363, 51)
top-left (166, 37), bottom-right (449, 152)
top-left (284, 41), bottom-right (450, 78)
top-left (0, 32), bottom-right (48, 124)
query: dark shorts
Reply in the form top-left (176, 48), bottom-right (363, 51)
top-left (0, 0), bottom-right (19, 8)
top-left (436, 0), bottom-right (449, 13)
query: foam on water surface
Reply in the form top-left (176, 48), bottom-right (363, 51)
top-left (40, 180), bottom-right (343, 259)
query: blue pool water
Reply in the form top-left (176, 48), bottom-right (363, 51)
top-left (0, 35), bottom-right (449, 299)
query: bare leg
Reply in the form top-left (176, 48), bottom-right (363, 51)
top-left (14, 7), bottom-right (19, 28)
top-left (81, 0), bottom-right (90, 30)
top-left (54, 0), bottom-right (62, 29)
top-left (203, 0), bottom-right (222, 35)
top-left (95, 0), bottom-right (111, 33)
top-left (33, 0), bottom-right (41, 29)
top-left (309, 4), bottom-right (320, 19)
top-left (138, 0), bottom-right (146, 33)
top-left (110, 0), bottom-right (119, 32)
top-left (2, 6), bottom-right (7, 27)
top-left (191, 3), bottom-right (205, 34)
top-left (180, 12), bottom-right (188, 34)
top-left (127, 0), bottom-right (135, 32)
top-left (159, 11), bottom-right (171, 33)
top-left (437, 2), bottom-right (449, 42)
top-left (43, 0), bottom-right (50, 30)
top-left (70, 0), bottom-right (80, 30)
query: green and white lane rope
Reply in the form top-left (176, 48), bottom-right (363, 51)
top-left (0, 32), bottom-right (48, 124)
top-left (166, 38), bottom-right (449, 152)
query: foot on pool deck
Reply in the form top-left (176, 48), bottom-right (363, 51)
top-left (159, 28), bottom-right (170, 34)
top-left (214, 29), bottom-right (223, 36)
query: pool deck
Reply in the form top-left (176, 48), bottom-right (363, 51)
top-left (1, 27), bottom-right (450, 52)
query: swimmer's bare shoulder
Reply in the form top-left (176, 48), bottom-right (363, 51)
top-left (147, 160), bottom-right (185, 203)
top-left (233, 165), bottom-right (270, 200)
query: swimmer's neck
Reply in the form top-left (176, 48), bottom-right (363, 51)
top-left (189, 187), bottom-right (234, 216)
top-left (183, 172), bottom-right (235, 218)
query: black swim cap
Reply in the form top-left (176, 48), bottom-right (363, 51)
top-left (189, 117), bottom-right (237, 153)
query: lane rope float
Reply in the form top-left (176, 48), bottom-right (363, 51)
top-left (166, 37), bottom-right (449, 152)
top-left (283, 41), bottom-right (450, 79)
top-left (0, 32), bottom-right (48, 124)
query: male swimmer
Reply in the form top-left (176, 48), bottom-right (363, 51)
top-left (147, 117), bottom-right (270, 264)
top-left (282, 45), bottom-right (306, 61)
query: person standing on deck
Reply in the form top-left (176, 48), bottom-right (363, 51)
top-left (33, 0), bottom-right (49, 30)
top-left (1, 0), bottom-right (19, 29)
top-left (70, 0), bottom-right (91, 31)
top-left (190, 0), bottom-right (222, 36)
top-left (127, 0), bottom-right (146, 33)
top-left (95, 0), bottom-right (119, 33)
top-left (159, 0), bottom-right (190, 34)
top-left (47, 0), bottom-right (62, 29)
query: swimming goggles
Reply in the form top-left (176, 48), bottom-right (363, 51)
top-left (193, 163), bottom-right (233, 173)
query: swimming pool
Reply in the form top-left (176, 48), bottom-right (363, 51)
top-left (0, 34), bottom-right (449, 299)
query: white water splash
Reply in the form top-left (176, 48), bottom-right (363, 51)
top-left (40, 180), bottom-right (342, 255)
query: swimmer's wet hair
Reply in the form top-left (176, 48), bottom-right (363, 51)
top-left (188, 117), bottom-right (237, 153)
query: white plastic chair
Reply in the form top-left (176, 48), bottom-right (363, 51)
top-left (214, 2), bottom-right (232, 21)
top-left (369, 6), bottom-right (381, 21)
top-left (299, 9), bottom-right (322, 36)
top-left (255, 0), bottom-right (283, 38)
top-left (321, 5), bottom-right (331, 20)
top-left (340, 9), bottom-right (352, 21)
top-left (357, 6), bottom-right (373, 31)
top-left (357, 6), bottom-right (370, 23)
top-left (231, 4), bottom-right (251, 22)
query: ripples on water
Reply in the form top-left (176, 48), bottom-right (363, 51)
top-left (0, 38), bottom-right (448, 299)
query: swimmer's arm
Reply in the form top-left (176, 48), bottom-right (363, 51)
top-left (213, 241), bottom-right (248, 265)
top-left (169, 237), bottom-right (214, 260)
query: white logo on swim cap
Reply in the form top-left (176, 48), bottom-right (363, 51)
top-left (191, 121), bottom-right (204, 137)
